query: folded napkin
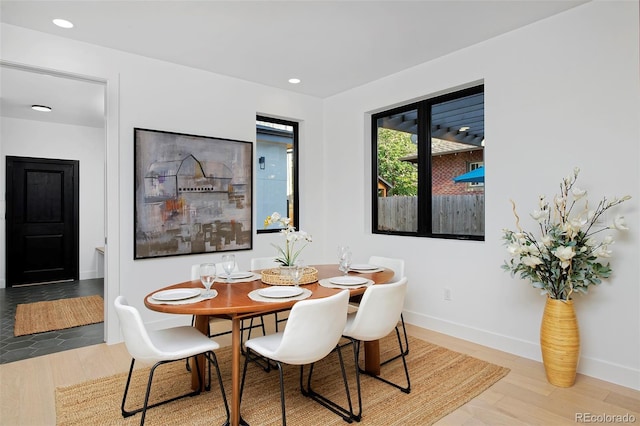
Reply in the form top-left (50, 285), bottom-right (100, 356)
top-left (146, 289), bottom-right (218, 305)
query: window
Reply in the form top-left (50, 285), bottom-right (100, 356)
top-left (256, 116), bottom-right (299, 232)
top-left (372, 85), bottom-right (484, 240)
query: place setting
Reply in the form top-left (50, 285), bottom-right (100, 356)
top-left (249, 263), bottom-right (312, 302)
top-left (148, 262), bottom-right (219, 305)
top-left (215, 254), bottom-right (261, 283)
top-left (319, 246), bottom-right (375, 289)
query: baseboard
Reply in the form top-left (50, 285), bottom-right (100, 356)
top-left (404, 310), bottom-right (640, 391)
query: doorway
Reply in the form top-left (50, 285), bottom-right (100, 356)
top-left (6, 156), bottom-right (80, 286)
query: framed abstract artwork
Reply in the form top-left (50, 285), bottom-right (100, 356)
top-left (134, 128), bottom-right (252, 259)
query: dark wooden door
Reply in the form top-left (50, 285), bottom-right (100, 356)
top-left (6, 156), bottom-right (79, 286)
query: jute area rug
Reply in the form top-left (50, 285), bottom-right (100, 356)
top-left (14, 295), bottom-right (104, 336)
top-left (55, 334), bottom-right (509, 425)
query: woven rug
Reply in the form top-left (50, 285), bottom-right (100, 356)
top-left (14, 295), bottom-right (104, 336)
top-left (55, 334), bottom-right (509, 425)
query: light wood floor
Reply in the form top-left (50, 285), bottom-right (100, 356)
top-left (1, 323), bottom-right (638, 425)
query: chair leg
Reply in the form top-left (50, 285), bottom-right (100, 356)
top-left (204, 351), bottom-right (230, 424)
top-left (121, 356), bottom-right (203, 425)
top-left (357, 328), bottom-right (411, 394)
top-left (301, 345), bottom-right (354, 423)
top-left (380, 315), bottom-right (410, 366)
top-left (241, 349), bottom-right (287, 426)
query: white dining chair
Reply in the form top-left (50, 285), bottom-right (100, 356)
top-left (114, 296), bottom-right (228, 425)
top-left (239, 290), bottom-right (353, 425)
top-left (342, 278), bottom-right (411, 421)
top-left (367, 255), bottom-right (410, 356)
top-left (250, 256), bottom-right (290, 331)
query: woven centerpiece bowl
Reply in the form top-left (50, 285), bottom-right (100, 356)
top-left (261, 266), bottom-right (318, 286)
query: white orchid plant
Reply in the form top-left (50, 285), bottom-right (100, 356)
top-left (502, 168), bottom-right (631, 300)
top-left (264, 212), bottom-right (312, 266)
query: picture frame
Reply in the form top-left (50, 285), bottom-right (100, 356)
top-left (134, 128), bottom-right (252, 259)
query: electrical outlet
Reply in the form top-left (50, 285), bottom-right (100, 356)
top-left (443, 288), bottom-right (452, 301)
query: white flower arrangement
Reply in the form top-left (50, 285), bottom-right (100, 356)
top-left (264, 212), bottom-right (312, 266)
top-left (502, 168), bottom-right (631, 300)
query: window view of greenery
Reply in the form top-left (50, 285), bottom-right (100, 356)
top-left (373, 85), bottom-right (484, 239)
top-left (377, 128), bottom-right (418, 196)
top-left (256, 116), bottom-right (298, 233)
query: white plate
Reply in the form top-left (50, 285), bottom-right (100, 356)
top-left (221, 271), bottom-right (254, 279)
top-left (152, 288), bottom-right (201, 301)
top-left (329, 276), bottom-right (369, 286)
top-left (349, 264), bottom-right (378, 271)
top-left (258, 287), bottom-right (304, 299)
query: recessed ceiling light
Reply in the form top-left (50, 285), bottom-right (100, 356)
top-left (459, 126), bottom-right (470, 132)
top-left (288, 78), bottom-right (301, 84)
top-left (53, 18), bottom-right (74, 29)
top-left (31, 105), bottom-right (52, 112)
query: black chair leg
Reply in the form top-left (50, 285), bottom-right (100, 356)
top-left (357, 328), bottom-right (411, 394)
top-left (301, 345), bottom-right (354, 423)
top-left (121, 356), bottom-right (204, 425)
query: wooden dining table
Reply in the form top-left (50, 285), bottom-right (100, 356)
top-left (144, 264), bottom-right (393, 426)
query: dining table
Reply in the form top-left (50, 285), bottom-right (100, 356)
top-left (144, 263), bottom-right (394, 426)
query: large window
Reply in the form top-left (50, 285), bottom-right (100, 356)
top-left (256, 116), bottom-right (299, 233)
top-left (372, 85), bottom-right (484, 240)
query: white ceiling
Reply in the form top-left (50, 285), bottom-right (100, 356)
top-left (1, 0), bottom-right (588, 127)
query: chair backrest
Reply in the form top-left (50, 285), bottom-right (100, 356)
top-left (113, 296), bottom-right (162, 361)
top-left (250, 256), bottom-right (280, 270)
top-left (343, 278), bottom-right (408, 342)
top-left (368, 255), bottom-right (405, 282)
top-left (271, 290), bottom-right (349, 365)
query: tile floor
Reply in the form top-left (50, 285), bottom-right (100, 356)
top-left (0, 279), bottom-right (104, 364)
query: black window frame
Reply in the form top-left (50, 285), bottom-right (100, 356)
top-left (256, 115), bottom-right (300, 234)
top-left (371, 85), bottom-right (485, 241)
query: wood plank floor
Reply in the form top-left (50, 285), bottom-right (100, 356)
top-left (1, 323), bottom-right (638, 425)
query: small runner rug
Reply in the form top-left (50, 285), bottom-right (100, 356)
top-left (14, 295), bottom-right (104, 336)
top-left (55, 335), bottom-right (510, 425)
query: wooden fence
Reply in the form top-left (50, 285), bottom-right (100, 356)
top-left (378, 194), bottom-right (484, 235)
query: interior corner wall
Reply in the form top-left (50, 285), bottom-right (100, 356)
top-left (321, 0), bottom-right (640, 390)
top-left (0, 117), bottom-right (105, 286)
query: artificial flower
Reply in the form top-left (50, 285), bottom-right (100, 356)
top-left (502, 168), bottom-right (631, 300)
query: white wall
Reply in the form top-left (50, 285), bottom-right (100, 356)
top-left (323, 1), bottom-right (639, 390)
top-left (0, 117), bottom-right (105, 284)
top-left (1, 0), bottom-right (637, 390)
top-left (1, 22), bottom-right (326, 344)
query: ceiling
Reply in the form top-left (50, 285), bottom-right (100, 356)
top-left (1, 0), bottom-right (588, 128)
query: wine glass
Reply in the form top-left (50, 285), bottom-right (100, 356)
top-left (339, 250), bottom-right (352, 276)
top-left (291, 261), bottom-right (305, 287)
top-left (337, 245), bottom-right (350, 262)
top-left (221, 254), bottom-right (236, 283)
top-left (199, 263), bottom-right (216, 298)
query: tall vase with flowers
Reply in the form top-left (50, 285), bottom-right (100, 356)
top-left (502, 167), bottom-right (631, 387)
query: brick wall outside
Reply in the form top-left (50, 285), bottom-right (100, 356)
top-left (433, 150), bottom-right (484, 195)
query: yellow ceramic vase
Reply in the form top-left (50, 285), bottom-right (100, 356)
top-left (540, 297), bottom-right (580, 387)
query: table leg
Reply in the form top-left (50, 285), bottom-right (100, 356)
top-left (192, 315), bottom-right (209, 390)
top-left (230, 317), bottom-right (242, 426)
top-left (364, 339), bottom-right (381, 375)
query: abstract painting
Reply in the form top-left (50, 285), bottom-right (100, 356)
top-left (134, 128), bottom-right (252, 259)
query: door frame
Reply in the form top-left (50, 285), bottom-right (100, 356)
top-left (1, 60), bottom-right (120, 344)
